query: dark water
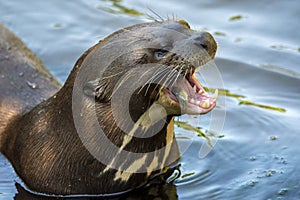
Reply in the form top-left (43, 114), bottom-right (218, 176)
top-left (1, 0), bottom-right (300, 199)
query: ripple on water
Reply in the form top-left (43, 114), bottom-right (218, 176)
top-left (173, 58), bottom-right (300, 199)
top-left (174, 138), bottom-right (223, 200)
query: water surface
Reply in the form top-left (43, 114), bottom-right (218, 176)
top-left (0, 0), bottom-right (300, 199)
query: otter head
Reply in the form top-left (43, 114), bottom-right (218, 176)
top-left (77, 19), bottom-right (217, 127)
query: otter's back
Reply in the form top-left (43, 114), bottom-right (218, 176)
top-left (0, 23), bottom-right (60, 146)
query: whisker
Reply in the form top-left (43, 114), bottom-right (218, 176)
top-left (136, 67), bottom-right (161, 94)
top-left (102, 69), bottom-right (128, 79)
top-left (138, 67), bottom-right (156, 82)
top-left (152, 68), bottom-right (178, 100)
top-left (170, 66), bottom-right (184, 88)
top-left (142, 67), bottom-right (170, 95)
top-left (160, 67), bottom-right (178, 88)
top-left (152, 67), bottom-right (176, 93)
top-left (110, 70), bottom-right (136, 97)
top-left (146, 7), bottom-right (164, 22)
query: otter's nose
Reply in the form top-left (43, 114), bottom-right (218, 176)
top-left (192, 32), bottom-right (217, 55)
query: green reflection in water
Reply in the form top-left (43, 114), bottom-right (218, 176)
top-left (259, 64), bottom-right (300, 79)
top-left (239, 100), bottom-right (286, 112)
top-left (98, 0), bottom-right (144, 17)
top-left (174, 87), bottom-right (285, 142)
top-left (270, 44), bottom-right (300, 53)
top-left (175, 121), bottom-right (212, 146)
top-left (181, 172), bottom-right (195, 178)
top-left (229, 15), bottom-right (244, 21)
top-left (204, 87), bottom-right (286, 113)
top-left (53, 23), bottom-right (62, 28)
top-left (175, 120), bottom-right (224, 141)
top-left (214, 31), bottom-right (226, 37)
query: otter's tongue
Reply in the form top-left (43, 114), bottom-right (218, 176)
top-left (171, 74), bottom-right (217, 115)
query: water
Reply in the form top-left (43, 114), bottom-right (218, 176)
top-left (1, 0), bottom-right (300, 199)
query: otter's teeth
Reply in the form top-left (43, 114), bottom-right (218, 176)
top-left (212, 89), bottom-right (219, 99)
top-left (193, 85), bottom-right (197, 93)
top-left (200, 101), bottom-right (210, 108)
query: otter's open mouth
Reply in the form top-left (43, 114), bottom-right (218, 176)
top-left (161, 69), bottom-right (218, 115)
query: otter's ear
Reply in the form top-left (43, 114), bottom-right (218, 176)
top-left (83, 79), bottom-right (110, 102)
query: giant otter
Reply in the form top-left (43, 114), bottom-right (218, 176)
top-left (0, 19), bottom-right (217, 196)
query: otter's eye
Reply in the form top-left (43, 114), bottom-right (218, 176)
top-left (154, 49), bottom-right (168, 59)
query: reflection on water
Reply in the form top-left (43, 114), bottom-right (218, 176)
top-left (98, 0), bottom-right (144, 17)
top-left (228, 15), bottom-right (245, 22)
top-left (204, 87), bottom-right (286, 113)
top-left (1, 0), bottom-right (300, 199)
top-left (13, 168), bottom-right (179, 200)
top-left (238, 100), bottom-right (286, 113)
top-left (174, 58), bottom-right (300, 200)
top-left (175, 121), bottom-right (213, 147)
top-left (270, 44), bottom-right (300, 53)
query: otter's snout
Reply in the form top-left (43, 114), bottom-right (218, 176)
top-left (192, 32), bottom-right (217, 57)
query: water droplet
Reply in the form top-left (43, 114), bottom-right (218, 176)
top-left (278, 188), bottom-right (288, 196)
top-left (247, 180), bottom-right (258, 187)
top-left (26, 81), bottom-right (38, 89)
top-left (269, 135), bottom-right (278, 140)
top-left (265, 172), bottom-right (272, 177)
top-left (38, 109), bottom-right (45, 115)
top-left (249, 156), bottom-right (257, 161)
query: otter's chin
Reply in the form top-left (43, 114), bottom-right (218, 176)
top-left (159, 70), bottom-right (218, 115)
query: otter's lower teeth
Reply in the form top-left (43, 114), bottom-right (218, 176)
top-left (189, 99), bottom-right (201, 106)
top-left (200, 101), bottom-right (210, 108)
